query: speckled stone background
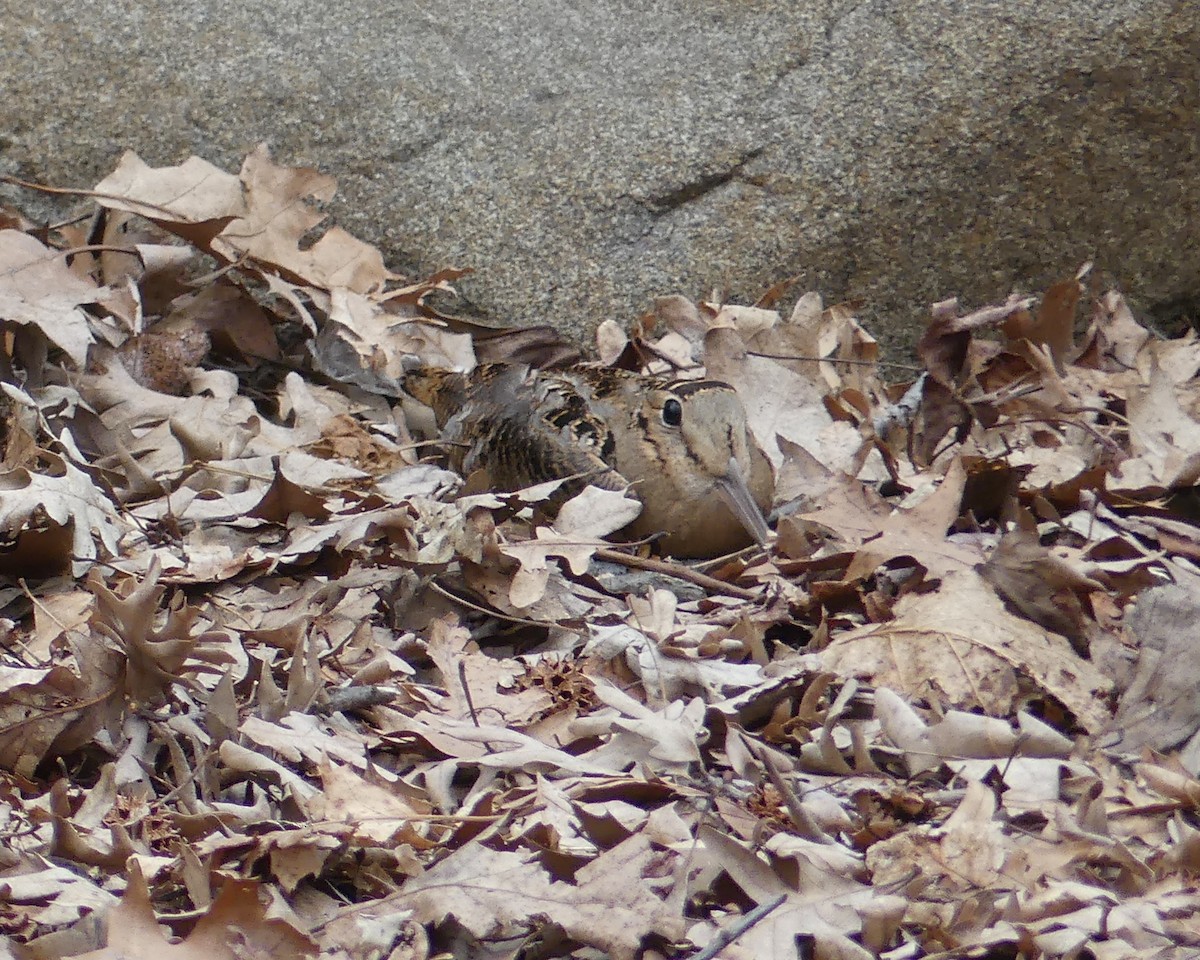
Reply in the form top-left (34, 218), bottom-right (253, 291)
top-left (2, 0), bottom-right (1196, 354)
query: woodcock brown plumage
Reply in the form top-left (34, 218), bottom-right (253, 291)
top-left (404, 364), bottom-right (773, 558)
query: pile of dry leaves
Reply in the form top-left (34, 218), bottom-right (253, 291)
top-left (2, 147), bottom-right (1200, 960)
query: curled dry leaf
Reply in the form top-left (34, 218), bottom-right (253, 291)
top-left (68, 863), bottom-right (315, 960)
top-left (94, 145), bottom-right (390, 292)
top-left (0, 453), bottom-right (123, 577)
top-left (88, 559), bottom-right (234, 707)
top-left (498, 485), bottom-right (642, 607)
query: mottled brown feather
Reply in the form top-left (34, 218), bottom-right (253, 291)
top-left (404, 364), bottom-right (773, 557)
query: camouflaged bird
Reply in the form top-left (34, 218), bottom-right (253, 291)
top-left (404, 364), bottom-right (773, 558)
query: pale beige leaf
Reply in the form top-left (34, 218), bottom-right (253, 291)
top-left (397, 836), bottom-right (683, 960)
top-left (221, 145), bottom-right (391, 291)
top-left (0, 230), bottom-right (98, 365)
top-left (824, 568), bottom-right (1112, 731)
top-left (93, 150), bottom-right (245, 224)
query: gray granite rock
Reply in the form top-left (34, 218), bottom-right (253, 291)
top-left (2, 0), bottom-right (1196, 354)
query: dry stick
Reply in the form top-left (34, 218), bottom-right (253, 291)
top-left (0, 243), bottom-right (145, 268)
top-left (1006, 414), bottom-right (1125, 455)
top-left (1, 173), bottom-right (197, 221)
top-left (1108, 800), bottom-right (1188, 818)
top-left (0, 687), bottom-right (118, 736)
top-left (693, 541), bottom-right (766, 573)
top-left (457, 661), bottom-right (481, 727)
top-left (308, 813), bottom-right (502, 826)
top-left (12, 580), bottom-right (57, 667)
top-left (593, 547), bottom-right (761, 601)
top-left (426, 579), bottom-right (586, 634)
top-left (746, 739), bottom-right (831, 843)
top-left (690, 894), bottom-right (787, 960)
top-left (747, 349), bottom-right (922, 373)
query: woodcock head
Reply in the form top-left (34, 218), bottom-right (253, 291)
top-left (604, 377), bottom-right (772, 557)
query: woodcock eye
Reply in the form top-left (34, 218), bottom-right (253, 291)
top-left (661, 398), bottom-right (683, 426)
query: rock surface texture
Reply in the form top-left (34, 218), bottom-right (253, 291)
top-left (2, 0), bottom-right (1196, 352)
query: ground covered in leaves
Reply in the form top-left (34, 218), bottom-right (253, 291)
top-left (2, 147), bottom-right (1200, 960)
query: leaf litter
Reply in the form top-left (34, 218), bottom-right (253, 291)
top-left (1, 149), bottom-right (1200, 959)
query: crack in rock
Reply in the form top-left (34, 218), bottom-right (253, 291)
top-left (641, 147), bottom-right (765, 215)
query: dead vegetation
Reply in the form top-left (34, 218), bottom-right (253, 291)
top-left (1, 147), bottom-right (1200, 959)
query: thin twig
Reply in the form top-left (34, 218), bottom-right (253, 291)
top-left (747, 739), bottom-right (831, 842)
top-left (748, 349), bottom-right (920, 372)
top-left (425, 579), bottom-right (586, 634)
top-left (457, 661), bottom-right (480, 727)
top-left (59, 243), bottom-right (143, 259)
top-left (0, 242), bottom-right (143, 279)
top-left (693, 542), bottom-right (767, 572)
top-left (308, 813), bottom-right (503, 826)
top-left (690, 895), bottom-right (787, 960)
top-left (594, 547), bottom-right (761, 600)
top-left (1003, 414), bottom-right (1125, 454)
top-left (0, 687), bottom-right (119, 736)
top-left (1, 173), bottom-right (193, 221)
top-left (11, 581), bottom-right (56, 667)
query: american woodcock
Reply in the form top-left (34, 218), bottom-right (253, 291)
top-left (404, 364), bottom-right (773, 558)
